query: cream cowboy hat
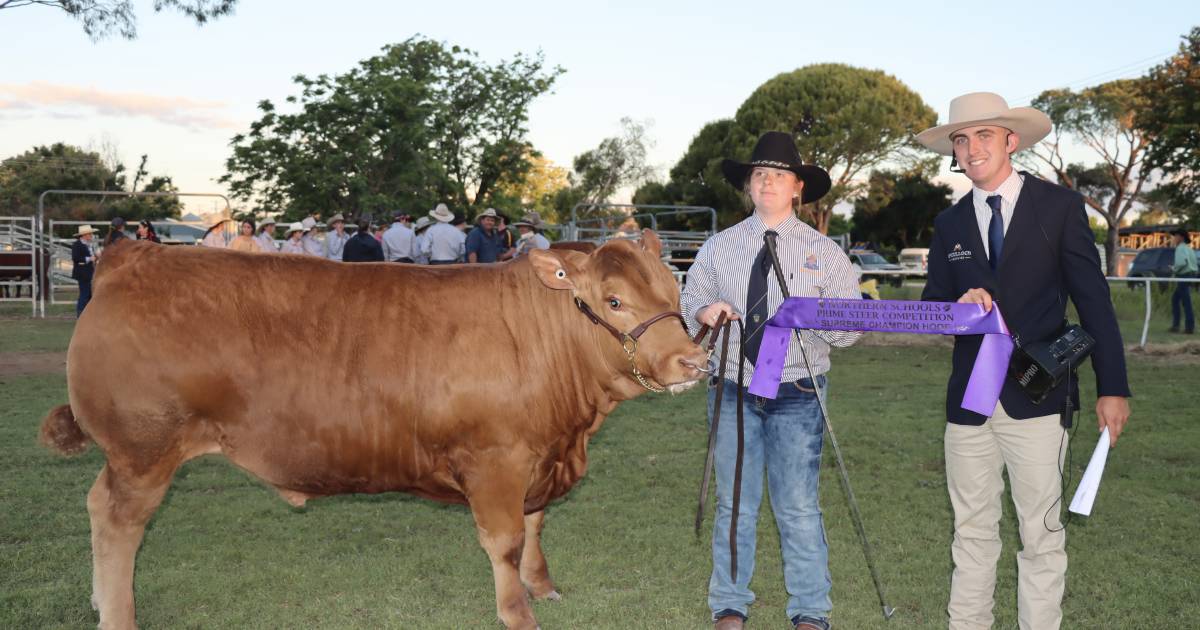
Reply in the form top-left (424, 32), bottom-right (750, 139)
top-left (327, 213), bottom-right (345, 224)
top-left (513, 211), bottom-right (543, 229)
top-left (476, 208), bottom-right (499, 221)
top-left (260, 216), bottom-right (277, 226)
top-left (916, 92), bottom-right (1052, 156)
top-left (414, 216), bottom-right (432, 232)
top-left (75, 225), bottom-right (98, 237)
top-left (429, 203), bottom-right (454, 223)
top-left (285, 222), bottom-right (306, 237)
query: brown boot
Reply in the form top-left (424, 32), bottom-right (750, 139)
top-left (714, 614), bottom-right (745, 630)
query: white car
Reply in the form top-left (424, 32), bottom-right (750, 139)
top-left (899, 248), bottom-right (930, 277)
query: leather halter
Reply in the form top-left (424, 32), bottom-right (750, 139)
top-left (572, 296), bottom-right (688, 393)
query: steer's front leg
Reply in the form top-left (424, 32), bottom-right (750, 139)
top-left (463, 458), bottom-right (538, 630)
top-left (520, 510), bottom-right (560, 601)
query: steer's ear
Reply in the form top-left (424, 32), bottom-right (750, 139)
top-left (641, 228), bottom-right (662, 257)
top-left (530, 249), bottom-right (587, 290)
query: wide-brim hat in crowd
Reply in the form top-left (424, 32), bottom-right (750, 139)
top-left (260, 216), bottom-right (277, 227)
top-left (414, 216), bottom-right (432, 232)
top-left (721, 131), bottom-right (832, 204)
top-left (327, 213), bottom-right (345, 224)
top-left (476, 208), bottom-right (499, 221)
top-left (513, 211), bottom-right (543, 229)
top-left (285, 222), bottom-right (306, 237)
top-left (916, 92), bottom-right (1052, 157)
top-left (429, 203), bottom-right (454, 223)
top-left (75, 225), bottom-right (98, 237)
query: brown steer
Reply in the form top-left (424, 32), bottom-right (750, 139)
top-left (40, 230), bottom-right (707, 630)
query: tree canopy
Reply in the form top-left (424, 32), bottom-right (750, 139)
top-left (1138, 26), bottom-right (1200, 226)
top-left (0, 0), bottom-right (236, 41)
top-left (220, 36), bottom-right (563, 223)
top-left (635, 64), bottom-right (935, 233)
top-left (850, 161), bottom-right (950, 253)
top-left (0, 142), bottom-right (181, 220)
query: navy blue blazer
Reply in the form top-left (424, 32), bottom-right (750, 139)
top-left (922, 173), bottom-right (1131, 425)
top-left (71, 239), bottom-right (94, 283)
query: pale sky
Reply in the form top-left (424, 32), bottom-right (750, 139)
top-left (2, 0), bottom-right (1197, 214)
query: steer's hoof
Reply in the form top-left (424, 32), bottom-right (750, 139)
top-left (539, 590), bottom-right (562, 602)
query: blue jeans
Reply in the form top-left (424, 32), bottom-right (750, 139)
top-left (76, 278), bottom-right (92, 316)
top-left (1172, 280), bottom-right (1194, 332)
top-left (707, 375), bottom-right (831, 622)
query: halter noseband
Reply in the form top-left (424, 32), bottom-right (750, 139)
top-left (573, 296), bottom-right (688, 393)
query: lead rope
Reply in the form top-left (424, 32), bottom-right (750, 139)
top-left (691, 317), bottom-right (747, 583)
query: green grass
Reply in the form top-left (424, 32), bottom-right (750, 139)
top-left (2, 318), bottom-right (1197, 628)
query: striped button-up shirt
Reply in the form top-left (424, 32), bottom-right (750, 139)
top-left (681, 213), bottom-right (862, 382)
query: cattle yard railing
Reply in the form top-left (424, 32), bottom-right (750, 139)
top-left (1107, 276), bottom-right (1200, 348)
top-left (0, 216), bottom-right (38, 315)
top-left (35, 189), bottom-right (232, 317)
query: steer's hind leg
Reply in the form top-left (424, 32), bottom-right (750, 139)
top-left (464, 463), bottom-right (538, 630)
top-left (519, 510), bottom-right (560, 601)
top-left (87, 461), bottom-right (175, 630)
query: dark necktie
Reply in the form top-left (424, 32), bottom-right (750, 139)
top-left (986, 195), bottom-right (1004, 271)
top-left (744, 230), bottom-right (776, 366)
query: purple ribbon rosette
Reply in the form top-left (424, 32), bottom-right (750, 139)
top-left (747, 297), bottom-right (1012, 415)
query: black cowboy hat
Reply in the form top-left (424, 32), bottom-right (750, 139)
top-left (721, 131), bottom-right (831, 204)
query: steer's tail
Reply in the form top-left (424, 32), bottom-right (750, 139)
top-left (39, 404), bottom-right (92, 455)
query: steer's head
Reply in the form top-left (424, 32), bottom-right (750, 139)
top-left (530, 230), bottom-right (708, 397)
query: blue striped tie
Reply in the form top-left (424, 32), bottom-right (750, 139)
top-left (987, 195), bottom-right (1004, 271)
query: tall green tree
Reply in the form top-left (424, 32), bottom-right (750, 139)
top-left (1028, 78), bottom-right (1155, 274)
top-left (850, 162), bottom-right (951, 251)
top-left (0, 0), bottom-right (236, 41)
top-left (1138, 26), bottom-right (1200, 226)
top-left (636, 64), bottom-right (935, 234)
top-left (0, 143), bottom-right (180, 220)
top-left (221, 37), bottom-right (562, 223)
top-left (735, 63), bottom-right (936, 234)
top-left (565, 118), bottom-right (656, 219)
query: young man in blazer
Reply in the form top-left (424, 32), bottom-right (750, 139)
top-left (917, 93), bottom-right (1131, 630)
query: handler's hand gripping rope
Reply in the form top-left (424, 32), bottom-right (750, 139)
top-left (762, 232), bottom-right (896, 621)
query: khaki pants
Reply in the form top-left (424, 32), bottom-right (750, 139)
top-left (944, 404), bottom-right (1068, 630)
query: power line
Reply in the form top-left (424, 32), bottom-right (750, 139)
top-left (1011, 50), bottom-right (1174, 106)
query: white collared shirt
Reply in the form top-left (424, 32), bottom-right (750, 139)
top-left (681, 212), bottom-right (862, 381)
top-left (971, 168), bottom-right (1024, 259)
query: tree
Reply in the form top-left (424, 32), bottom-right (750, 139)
top-left (850, 161), bottom-right (951, 252)
top-left (636, 65), bottom-right (935, 234)
top-left (1138, 26), bottom-right (1200, 226)
top-left (734, 63), bottom-right (937, 234)
top-left (568, 118), bottom-right (656, 214)
top-left (0, 143), bottom-right (181, 220)
top-left (220, 37), bottom-right (563, 223)
top-left (0, 0), bottom-right (236, 41)
top-left (1027, 78), bottom-right (1155, 274)
top-left (491, 152), bottom-right (569, 223)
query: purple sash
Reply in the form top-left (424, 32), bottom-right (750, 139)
top-left (747, 297), bottom-right (1012, 415)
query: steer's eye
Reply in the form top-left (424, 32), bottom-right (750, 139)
top-left (608, 297), bottom-right (622, 310)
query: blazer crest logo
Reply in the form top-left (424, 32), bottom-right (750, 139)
top-left (948, 242), bottom-right (973, 262)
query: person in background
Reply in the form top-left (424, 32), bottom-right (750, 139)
top-left (513, 212), bottom-right (550, 258)
top-left (424, 203), bottom-right (465, 264)
top-left (382, 213), bottom-right (416, 263)
top-left (412, 216), bottom-right (433, 264)
top-left (229, 219), bottom-right (261, 253)
top-left (71, 225), bottom-right (98, 316)
top-left (496, 212), bottom-right (516, 260)
top-left (103, 217), bottom-right (129, 248)
top-left (325, 213), bottom-right (350, 261)
top-left (200, 220), bottom-right (228, 248)
top-left (281, 222), bottom-right (307, 255)
top-left (256, 217), bottom-right (278, 252)
top-left (343, 214), bottom-right (385, 263)
top-left (301, 217), bottom-right (324, 257)
top-left (373, 223), bottom-right (387, 242)
top-left (136, 220), bottom-right (160, 243)
top-left (1170, 227), bottom-right (1197, 334)
top-left (466, 208), bottom-right (503, 263)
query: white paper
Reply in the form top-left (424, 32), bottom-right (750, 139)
top-left (1069, 427), bottom-right (1111, 516)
